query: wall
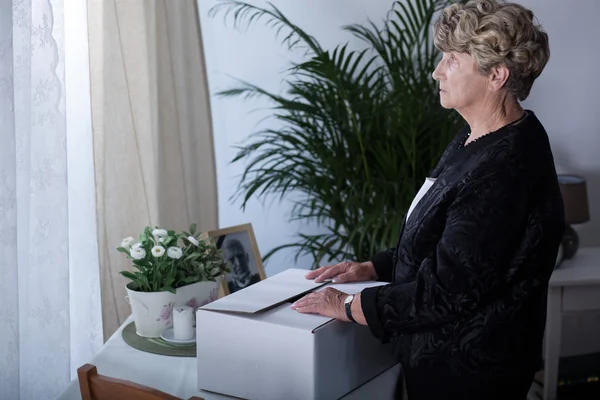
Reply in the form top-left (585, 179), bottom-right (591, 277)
top-left (517, 0), bottom-right (600, 357)
top-left (519, 0), bottom-right (600, 249)
top-left (197, 0), bottom-right (395, 276)
top-left (198, 0), bottom-right (600, 355)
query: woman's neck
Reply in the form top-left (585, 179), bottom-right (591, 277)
top-left (460, 96), bottom-right (524, 140)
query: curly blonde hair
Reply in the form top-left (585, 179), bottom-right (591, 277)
top-left (433, 0), bottom-right (549, 100)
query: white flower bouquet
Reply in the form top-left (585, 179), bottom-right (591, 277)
top-left (117, 223), bottom-right (231, 293)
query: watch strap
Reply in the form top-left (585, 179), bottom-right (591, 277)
top-left (345, 295), bottom-right (357, 323)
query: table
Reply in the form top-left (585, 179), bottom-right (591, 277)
top-left (57, 315), bottom-right (402, 400)
top-left (543, 247), bottom-right (600, 400)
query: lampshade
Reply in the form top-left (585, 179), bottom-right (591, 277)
top-left (558, 174), bottom-right (590, 225)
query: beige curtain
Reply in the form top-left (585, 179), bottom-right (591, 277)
top-left (87, 0), bottom-right (218, 341)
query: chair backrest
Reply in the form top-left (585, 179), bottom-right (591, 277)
top-left (77, 364), bottom-right (204, 400)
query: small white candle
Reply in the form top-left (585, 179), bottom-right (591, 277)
top-left (173, 306), bottom-right (194, 340)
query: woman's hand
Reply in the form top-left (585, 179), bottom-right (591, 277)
top-left (305, 261), bottom-right (377, 283)
top-left (291, 287), bottom-right (348, 321)
top-left (291, 287), bottom-right (368, 325)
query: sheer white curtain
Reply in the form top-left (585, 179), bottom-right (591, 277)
top-left (0, 0), bottom-right (103, 398)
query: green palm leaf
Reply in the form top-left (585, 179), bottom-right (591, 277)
top-left (210, 0), bottom-right (465, 268)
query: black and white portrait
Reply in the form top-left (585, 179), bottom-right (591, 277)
top-left (209, 224), bottom-right (266, 294)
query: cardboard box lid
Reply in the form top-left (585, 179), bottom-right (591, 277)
top-left (198, 268), bottom-right (388, 332)
top-left (200, 268), bottom-right (327, 314)
top-left (248, 280), bottom-right (384, 332)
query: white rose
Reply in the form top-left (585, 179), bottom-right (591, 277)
top-left (151, 246), bottom-right (166, 257)
top-left (121, 236), bottom-right (135, 247)
top-left (130, 247), bottom-right (146, 260)
top-left (132, 242), bottom-right (142, 250)
top-left (187, 236), bottom-right (199, 246)
top-left (167, 246), bottom-right (183, 259)
top-left (152, 229), bottom-right (168, 238)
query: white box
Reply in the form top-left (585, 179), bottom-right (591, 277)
top-left (196, 268), bottom-right (397, 400)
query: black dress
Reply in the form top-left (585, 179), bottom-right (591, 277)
top-left (360, 111), bottom-right (565, 400)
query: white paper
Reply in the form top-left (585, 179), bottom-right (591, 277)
top-left (320, 281), bottom-right (388, 295)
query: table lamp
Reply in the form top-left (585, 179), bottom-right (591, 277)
top-left (558, 174), bottom-right (590, 260)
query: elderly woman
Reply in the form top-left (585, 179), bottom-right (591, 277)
top-left (291, 1), bottom-right (565, 399)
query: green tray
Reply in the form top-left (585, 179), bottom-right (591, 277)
top-left (122, 322), bottom-right (196, 357)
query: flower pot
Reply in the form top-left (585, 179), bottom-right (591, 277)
top-left (125, 284), bottom-right (176, 338)
top-left (174, 277), bottom-right (222, 312)
top-left (125, 277), bottom-right (223, 337)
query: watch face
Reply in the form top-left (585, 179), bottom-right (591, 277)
top-left (344, 295), bottom-right (354, 304)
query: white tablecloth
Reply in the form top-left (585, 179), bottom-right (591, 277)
top-left (57, 315), bottom-right (401, 400)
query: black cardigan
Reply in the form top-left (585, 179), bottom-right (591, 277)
top-left (361, 111), bottom-right (565, 378)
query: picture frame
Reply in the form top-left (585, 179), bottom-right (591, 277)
top-left (207, 223), bottom-right (266, 296)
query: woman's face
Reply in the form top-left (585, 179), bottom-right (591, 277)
top-left (432, 52), bottom-right (489, 111)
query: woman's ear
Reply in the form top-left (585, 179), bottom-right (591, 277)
top-left (488, 64), bottom-right (510, 91)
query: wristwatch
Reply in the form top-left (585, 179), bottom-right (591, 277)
top-left (344, 294), bottom-right (357, 323)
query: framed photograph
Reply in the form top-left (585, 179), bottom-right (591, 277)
top-left (208, 223), bottom-right (266, 296)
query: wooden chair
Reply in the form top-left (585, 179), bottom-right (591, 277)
top-left (77, 364), bottom-right (204, 400)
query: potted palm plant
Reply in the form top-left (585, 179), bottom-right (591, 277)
top-left (209, 0), bottom-right (464, 268)
top-left (117, 224), bottom-right (230, 337)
